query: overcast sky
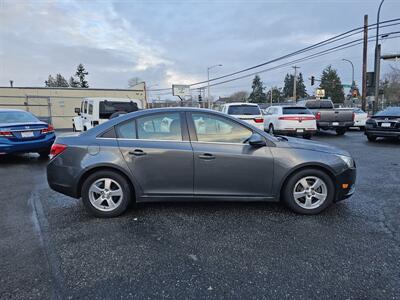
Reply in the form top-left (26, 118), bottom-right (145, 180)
top-left (1, 0), bottom-right (399, 99)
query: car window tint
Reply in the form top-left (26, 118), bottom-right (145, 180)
top-left (84, 101), bottom-right (88, 113)
top-left (283, 107), bottom-right (312, 114)
top-left (0, 111), bottom-right (39, 123)
top-left (116, 119), bottom-right (136, 139)
top-left (137, 113), bottom-right (182, 141)
top-left (88, 104), bottom-right (93, 115)
top-left (192, 113), bottom-right (252, 143)
top-left (227, 105), bottom-right (260, 115)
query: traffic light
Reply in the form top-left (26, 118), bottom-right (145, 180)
top-left (352, 90), bottom-right (358, 97)
top-left (311, 76), bottom-right (315, 86)
top-left (198, 94), bottom-right (202, 102)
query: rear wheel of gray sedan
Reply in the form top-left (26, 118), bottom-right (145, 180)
top-left (282, 169), bottom-right (335, 215)
top-left (82, 170), bottom-right (131, 218)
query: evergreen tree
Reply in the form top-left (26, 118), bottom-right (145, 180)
top-left (248, 75), bottom-right (266, 103)
top-left (45, 75), bottom-right (56, 87)
top-left (55, 74), bottom-right (69, 87)
top-left (282, 73), bottom-right (307, 100)
top-left (75, 63), bottom-right (89, 88)
top-left (69, 76), bottom-right (80, 88)
top-left (319, 65), bottom-right (345, 103)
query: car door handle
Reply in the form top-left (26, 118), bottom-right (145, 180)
top-left (198, 153), bottom-right (215, 160)
top-left (129, 149), bottom-right (146, 156)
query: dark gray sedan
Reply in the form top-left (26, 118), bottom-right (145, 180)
top-left (47, 108), bottom-right (356, 217)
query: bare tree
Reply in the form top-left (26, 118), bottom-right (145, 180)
top-left (228, 91), bottom-right (249, 102)
top-left (128, 77), bottom-right (143, 88)
top-left (382, 65), bottom-right (400, 105)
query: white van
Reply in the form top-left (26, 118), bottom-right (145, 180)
top-left (73, 97), bottom-right (144, 131)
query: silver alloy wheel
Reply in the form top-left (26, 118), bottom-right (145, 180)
top-left (88, 178), bottom-right (123, 212)
top-left (293, 176), bottom-right (328, 209)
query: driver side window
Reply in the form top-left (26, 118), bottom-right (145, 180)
top-left (192, 113), bottom-right (252, 143)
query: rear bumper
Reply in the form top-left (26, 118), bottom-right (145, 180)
top-left (0, 134), bottom-right (55, 154)
top-left (365, 128), bottom-right (400, 137)
top-left (335, 167), bottom-right (356, 202)
top-left (318, 121), bottom-right (354, 129)
top-left (47, 154), bottom-right (80, 198)
top-left (274, 129), bottom-right (317, 136)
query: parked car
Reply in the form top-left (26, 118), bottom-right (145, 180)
top-left (0, 109), bottom-right (55, 157)
top-left (297, 99), bottom-right (354, 135)
top-left (220, 102), bottom-right (264, 130)
top-left (365, 107), bottom-right (400, 142)
top-left (263, 105), bottom-right (317, 139)
top-left (337, 108), bottom-right (368, 129)
top-left (73, 97), bottom-right (144, 132)
top-left (47, 108), bottom-right (356, 217)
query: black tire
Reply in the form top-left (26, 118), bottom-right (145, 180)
top-left (336, 128), bottom-right (346, 136)
top-left (81, 170), bottom-right (132, 218)
top-left (72, 125), bottom-right (76, 132)
top-left (269, 124), bottom-right (274, 135)
top-left (303, 134), bottom-right (312, 139)
top-left (367, 134), bottom-right (377, 142)
top-left (282, 169), bottom-right (335, 215)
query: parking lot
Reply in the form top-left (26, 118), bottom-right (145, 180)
top-left (1, 131), bottom-right (399, 299)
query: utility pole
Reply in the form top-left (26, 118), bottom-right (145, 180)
top-left (292, 66), bottom-right (300, 102)
top-left (362, 14), bottom-right (368, 111)
top-left (270, 87), bottom-right (273, 105)
top-left (207, 64), bottom-right (222, 109)
top-left (374, 0), bottom-right (385, 113)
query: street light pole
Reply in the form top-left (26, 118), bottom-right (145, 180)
top-left (342, 59), bottom-right (354, 87)
top-left (374, 0), bottom-right (385, 113)
top-left (207, 64), bottom-right (222, 109)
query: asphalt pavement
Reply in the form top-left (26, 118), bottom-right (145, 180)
top-left (1, 131), bottom-right (399, 299)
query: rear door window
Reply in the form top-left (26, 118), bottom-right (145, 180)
top-left (116, 119), bottom-right (136, 139)
top-left (137, 113), bottom-right (182, 141)
top-left (99, 101), bottom-right (139, 119)
top-left (227, 105), bottom-right (260, 115)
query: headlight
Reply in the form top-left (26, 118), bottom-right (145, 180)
top-left (338, 155), bottom-right (355, 168)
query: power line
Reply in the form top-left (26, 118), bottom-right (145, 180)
top-left (148, 18), bottom-right (400, 92)
top-left (191, 32), bottom-right (400, 90)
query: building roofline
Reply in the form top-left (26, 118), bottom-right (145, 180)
top-left (0, 86), bottom-right (144, 92)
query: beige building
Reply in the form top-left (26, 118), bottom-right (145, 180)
top-left (0, 83), bottom-right (146, 128)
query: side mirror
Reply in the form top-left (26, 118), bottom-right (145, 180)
top-left (248, 133), bottom-right (266, 147)
top-left (74, 107), bottom-right (81, 114)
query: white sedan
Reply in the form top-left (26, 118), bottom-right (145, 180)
top-left (264, 106), bottom-right (317, 139)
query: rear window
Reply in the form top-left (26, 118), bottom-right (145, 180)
top-left (227, 105), bottom-right (260, 115)
top-left (0, 111), bottom-right (39, 123)
top-left (375, 107), bottom-right (400, 117)
top-left (283, 107), bottom-right (312, 115)
top-left (99, 101), bottom-right (139, 119)
top-left (305, 100), bottom-right (334, 109)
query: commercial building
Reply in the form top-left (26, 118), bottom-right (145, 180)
top-left (0, 84), bottom-right (146, 128)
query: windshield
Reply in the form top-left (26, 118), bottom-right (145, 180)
top-left (375, 107), bottom-right (400, 117)
top-left (0, 111), bottom-right (39, 124)
top-left (283, 107), bottom-right (312, 115)
top-left (99, 101), bottom-right (139, 119)
top-left (227, 105), bottom-right (260, 115)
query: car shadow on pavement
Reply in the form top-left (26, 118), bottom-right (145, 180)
top-left (0, 153), bottom-right (49, 165)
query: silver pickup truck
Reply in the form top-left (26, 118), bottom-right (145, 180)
top-left (297, 100), bottom-right (354, 135)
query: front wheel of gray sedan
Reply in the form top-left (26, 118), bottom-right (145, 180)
top-left (282, 169), bottom-right (335, 215)
top-left (81, 170), bottom-right (132, 218)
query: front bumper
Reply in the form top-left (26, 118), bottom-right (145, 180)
top-left (335, 167), bottom-right (356, 202)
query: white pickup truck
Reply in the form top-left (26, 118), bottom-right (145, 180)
top-left (73, 97), bottom-right (145, 131)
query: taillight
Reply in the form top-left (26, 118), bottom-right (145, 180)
top-left (0, 131), bottom-right (13, 137)
top-left (254, 117), bottom-right (264, 123)
top-left (50, 144), bottom-right (67, 158)
top-left (41, 124), bottom-right (54, 134)
top-left (315, 112), bottom-right (321, 121)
